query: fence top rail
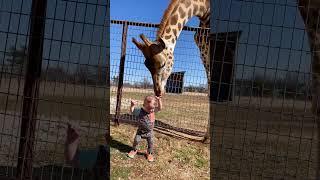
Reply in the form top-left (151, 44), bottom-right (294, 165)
top-left (111, 19), bottom-right (210, 32)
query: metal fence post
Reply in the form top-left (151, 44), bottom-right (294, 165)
top-left (114, 21), bottom-right (128, 125)
top-left (16, 0), bottom-right (47, 179)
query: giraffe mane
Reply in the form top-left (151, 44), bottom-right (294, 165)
top-left (157, 0), bottom-right (181, 39)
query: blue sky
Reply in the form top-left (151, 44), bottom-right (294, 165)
top-left (0, 0), bottom-right (313, 89)
top-left (110, 0), bottom-right (312, 88)
top-left (110, 0), bottom-right (206, 87)
top-left (211, 0), bottom-right (311, 84)
top-left (0, 0), bottom-right (108, 78)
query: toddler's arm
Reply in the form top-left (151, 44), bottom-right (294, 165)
top-left (130, 100), bottom-right (138, 113)
top-left (130, 99), bottom-right (141, 117)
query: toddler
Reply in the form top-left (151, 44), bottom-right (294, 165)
top-left (127, 95), bottom-right (162, 162)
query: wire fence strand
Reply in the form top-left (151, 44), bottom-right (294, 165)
top-left (0, 0), bottom-right (109, 179)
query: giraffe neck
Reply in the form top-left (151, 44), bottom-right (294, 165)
top-left (157, 0), bottom-right (210, 52)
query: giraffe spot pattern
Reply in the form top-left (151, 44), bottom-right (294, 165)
top-left (166, 27), bottom-right (171, 33)
top-left (199, 5), bottom-right (205, 13)
top-left (165, 35), bottom-right (171, 40)
top-left (182, 0), bottom-right (191, 7)
top-left (179, 7), bottom-right (186, 19)
top-left (146, 0), bottom-right (211, 93)
top-left (172, 5), bottom-right (179, 14)
top-left (173, 29), bottom-right (177, 37)
top-left (205, 0), bottom-right (209, 7)
top-left (178, 23), bottom-right (182, 31)
top-left (170, 14), bottom-right (178, 25)
top-left (188, 8), bottom-right (192, 18)
top-left (194, 4), bottom-right (198, 14)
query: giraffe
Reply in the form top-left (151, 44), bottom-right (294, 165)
top-left (132, 0), bottom-right (211, 97)
top-left (132, 0), bottom-right (211, 142)
top-left (298, 0), bottom-right (320, 176)
top-left (132, 0), bottom-right (320, 157)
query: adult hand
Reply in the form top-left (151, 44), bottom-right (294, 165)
top-left (66, 123), bottom-right (80, 144)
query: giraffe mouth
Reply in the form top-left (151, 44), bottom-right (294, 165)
top-left (155, 91), bottom-right (161, 97)
top-left (154, 88), bottom-right (163, 97)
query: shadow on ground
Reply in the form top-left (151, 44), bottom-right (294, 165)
top-left (0, 165), bottom-right (107, 180)
top-left (109, 138), bottom-right (132, 153)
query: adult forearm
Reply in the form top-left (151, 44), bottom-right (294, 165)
top-left (65, 142), bottom-right (79, 166)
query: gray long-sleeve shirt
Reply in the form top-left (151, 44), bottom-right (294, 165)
top-left (132, 107), bottom-right (155, 135)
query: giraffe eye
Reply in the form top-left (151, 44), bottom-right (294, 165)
top-left (144, 59), bottom-right (153, 70)
top-left (160, 62), bottom-right (165, 69)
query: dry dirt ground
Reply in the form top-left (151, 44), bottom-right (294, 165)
top-left (110, 124), bottom-right (210, 180)
top-left (110, 87), bottom-right (210, 179)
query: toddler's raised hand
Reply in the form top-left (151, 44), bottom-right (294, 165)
top-left (131, 100), bottom-right (138, 106)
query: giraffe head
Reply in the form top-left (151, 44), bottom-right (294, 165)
top-left (132, 34), bottom-right (173, 97)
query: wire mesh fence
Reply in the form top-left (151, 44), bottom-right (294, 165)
top-left (110, 20), bottom-right (211, 139)
top-left (210, 0), bottom-right (317, 179)
top-left (110, 0), bottom-right (318, 179)
top-left (0, 0), bottom-right (108, 179)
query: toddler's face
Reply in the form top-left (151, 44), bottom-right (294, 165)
top-left (143, 97), bottom-right (156, 113)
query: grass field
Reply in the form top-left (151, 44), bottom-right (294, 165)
top-left (0, 79), bottom-right (107, 172)
top-left (0, 78), bottom-right (318, 179)
top-left (110, 86), bottom-right (209, 132)
top-left (110, 124), bottom-right (210, 180)
top-left (110, 86), bottom-right (210, 179)
top-left (110, 86), bottom-right (318, 179)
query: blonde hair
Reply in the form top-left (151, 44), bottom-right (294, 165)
top-left (144, 95), bottom-right (156, 105)
top-left (144, 95), bottom-right (155, 101)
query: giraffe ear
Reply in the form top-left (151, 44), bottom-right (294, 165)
top-left (158, 37), bottom-right (167, 49)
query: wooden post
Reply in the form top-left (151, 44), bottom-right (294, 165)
top-left (16, 0), bottom-right (47, 179)
top-left (114, 22), bottom-right (128, 125)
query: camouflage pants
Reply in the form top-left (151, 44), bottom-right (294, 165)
top-left (132, 130), bottom-right (154, 154)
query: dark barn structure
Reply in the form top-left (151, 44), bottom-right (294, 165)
top-left (165, 71), bottom-right (185, 94)
top-left (209, 31), bottom-right (242, 102)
